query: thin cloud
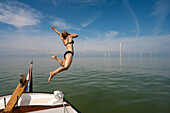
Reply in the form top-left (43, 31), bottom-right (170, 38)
top-left (51, 0), bottom-right (106, 7)
top-left (51, 18), bottom-right (71, 29)
top-left (0, 30), bottom-right (169, 56)
top-left (0, 31), bottom-right (65, 56)
top-left (0, 1), bottom-right (41, 28)
top-left (69, 0), bottom-right (106, 5)
top-left (105, 31), bottom-right (118, 38)
top-left (76, 30), bottom-right (119, 52)
top-left (81, 18), bottom-right (95, 28)
top-left (80, 0), bottom-right (112, 28)
top-left (81, 12), bottom-right (103, 28)
top-left (124, 0), bottom-right (140, 38)
top-left (50, 18), bottom-right (80, 30)
top-left (51, 0), bottom-right (63, 7)
top-left (76, 33), bottom-right (170, 54)
top-left (51, 0), bottom-right (57, 6)
top-left (151, 0), bottom-right (170, 35)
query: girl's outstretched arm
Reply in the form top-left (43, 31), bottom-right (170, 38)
top-left (51, 26), bottom-right (64, 40)
top-left (51, 26), bottom-right (60, 36)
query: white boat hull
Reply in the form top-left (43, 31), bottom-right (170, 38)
top-left (0, 92), bottom-right (79, 113)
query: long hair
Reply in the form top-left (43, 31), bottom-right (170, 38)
top-left (61, 30), bottom-right (68, 39)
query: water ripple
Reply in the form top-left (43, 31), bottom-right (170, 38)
top-left (0, 57), bottom-right (170, 113)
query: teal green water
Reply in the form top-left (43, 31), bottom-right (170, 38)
top-left (0, 57), bottom-right (170, 113)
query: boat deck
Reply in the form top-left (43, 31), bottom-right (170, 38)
top-left (0, 92), bottom-right (79, 113)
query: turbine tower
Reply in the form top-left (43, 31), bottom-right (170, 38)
top-left (141, 50), bottom-right (143, 59)
top-left (120, 40), bottom-right (122, 59)
top-left (108, 48), bottom-right (110, 58)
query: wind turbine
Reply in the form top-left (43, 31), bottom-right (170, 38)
top-left (120, 40), bottom-right (122, 59)
top-left (108, 48), bottom-right (110, 59)
top-left (141, 50), bottom-right (143, 59)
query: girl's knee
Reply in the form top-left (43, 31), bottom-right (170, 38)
top-left (64, 66), bottom-right (69, 70)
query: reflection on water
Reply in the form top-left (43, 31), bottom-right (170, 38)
top-left (0, 57), bottom-right (170, 113)
top-left (120, 58), bottom-right (122, 72)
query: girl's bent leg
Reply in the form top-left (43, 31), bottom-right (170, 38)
top-left (51, 55), bottom-right (64, 66)
top-left (48, 54), bottom-right (72, 82)
top-left (48, 66), bottom-right (68, 82)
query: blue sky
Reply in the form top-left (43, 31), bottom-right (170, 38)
top-left (0, 0), bottom-right (170, 57)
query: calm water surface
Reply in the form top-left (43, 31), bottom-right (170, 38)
top-left (0, 57), bottom-right (170, 113)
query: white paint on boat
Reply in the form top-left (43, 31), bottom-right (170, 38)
top-left (0, 92), bottom-right (79, 113)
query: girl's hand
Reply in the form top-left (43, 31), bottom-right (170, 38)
top-left (51, 26), bottom-right (56, 30)
top-left (51, 26), bottom-right (61, 36)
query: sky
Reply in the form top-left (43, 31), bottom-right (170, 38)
top-left (0, 0), bottom-right (170, 57)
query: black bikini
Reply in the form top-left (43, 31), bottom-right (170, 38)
top-left (65, 40), bottom-right (74, 46)
top-left (64, 51), bottom-right (74, 58)
top-left (64, 37), bottom-right (74, 58)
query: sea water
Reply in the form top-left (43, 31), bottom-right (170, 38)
top-left (0, 57), bottom-right (170, 113)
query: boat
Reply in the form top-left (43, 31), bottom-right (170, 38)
top-left (0, 60), bottom-right (80, 113)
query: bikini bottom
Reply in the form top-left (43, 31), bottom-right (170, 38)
top-left (64, 51), bottom-right (74, 59)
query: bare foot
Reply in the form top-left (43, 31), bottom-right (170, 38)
top-left (48, 72), bottom-right (54, 82)
top-left (51, 55), bottom-right (57, 59)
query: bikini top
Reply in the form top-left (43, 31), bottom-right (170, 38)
top-left (65, 37), bottom-right (74, 46)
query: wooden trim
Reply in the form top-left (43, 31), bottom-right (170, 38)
top-left (1, 104), bottom-right (70, 113)
top-left (29, 60), bottom-right (33, 92)
top-left (4, 82), bottom-right (26, 112)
